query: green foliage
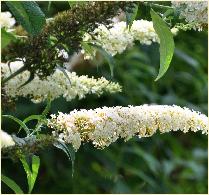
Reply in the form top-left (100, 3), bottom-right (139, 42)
top-left (150, 9), bottom-right (175, 81)
top-left (20, 155), bottom-right (40, 193)
top-left (1, 28), bottom-right (16, 49)
top-left (89, 43), bottom-right (115, 77)
top-left (125, 3), bottom-right (139, 28)
top-left (1, 174), bottom-right (23, 194)
top-left (6, 1), bottom-right (46, 36)
top-left (18, 115), bottom-right (43, 133)
top-left (1, 1), bottom-right (207, 194)
top-left (3, 115), bottom-right (30, 135)
top-left (2, 2), bottom-right (133, 80)
top-left (53, 140), bottom-right (75, 177)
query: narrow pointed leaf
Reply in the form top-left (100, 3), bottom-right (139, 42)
top-left (30, 155), bottom-right (40, 193)
top-left (53, 140), bottom-right (75, 177)
top-left (20, 155), bottom-right (40, 193)
top-left (150, 9), bottom-right (175, 81)
top-left (18, 115), bottom-right (43, 133)
top-left (1, 174), bottom-right (24, 194)
top-left (126, 3), bottom-right (138, 28)
top-left (3, 115), bottom-right (30, 135)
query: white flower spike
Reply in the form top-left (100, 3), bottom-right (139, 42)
top-left (48, 105), bottom-right (208, 151)
top-left (1, 61), bottom-right (122, 103)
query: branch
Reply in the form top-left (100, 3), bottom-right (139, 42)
top-left (2, 2), bottom-right (134, 80)
top-left (1, 134), bottom-right (56, 161)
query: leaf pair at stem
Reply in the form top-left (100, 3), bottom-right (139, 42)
top-left (1, 155), bottom-right (40, 194)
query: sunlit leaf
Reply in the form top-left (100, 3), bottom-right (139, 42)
top-left (20, 155), bottom-right (40, 193)
top-left (150, 9), bottom-right (175, 81)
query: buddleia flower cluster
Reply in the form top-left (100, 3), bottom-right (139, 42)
top-left (1, 61), bottom-right (122, 103)
top-left (82, 19), bottom-right (178, 59)
top-left (82, 20), bottom-right (158, 59)
top-left (2, 2), bottom-right (134, 79)
top-left (172, 1), bottom-right (208, 31)
top-left (48, 105), bottom-right (208, 151)
top-left (0, 11), bottom-right (15, 29)
top-left (1, 130), bottom-right (15, 148)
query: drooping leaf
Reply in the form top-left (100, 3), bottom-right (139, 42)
top-left (150, 9), bottom-right (175, 81)
top-left (1, 174), bottom-right (24, 194)
top-left (57, 66), bottom-right (71, 85)
top-left (1, 28), bottom-right (16, 49)
top-left (18, 115), bottom-right (43, 133)
top-left (88, 43), bottom-right (115, 77)
top-left (22, 115), bottom-right (43, 125)
top-left (20, 155), bottom-right (40, 193)
top-left (3, 115), bottom-right (30, 135)
top-left (125, 3), bottom-right (138, 28)
top-left (6, 1), bottom-right (46, 36)
top-left (53, 140), bottom-right (75, 177)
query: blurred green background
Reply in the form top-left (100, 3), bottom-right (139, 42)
top-left (1, 1), bottom-right (208, 194)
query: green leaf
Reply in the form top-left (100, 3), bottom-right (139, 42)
top-left (42, 97), bottom-right (52, 117)
top-left (31, 155), bottom-right (40, 193)
top-left (81, 42), bottom-right (95, 57)
top-left (126, 3), bottom-right (138, 28)
top-left (6, 1), bottom-right (46, 36)
top-left (163, 9), bottom-right (174, 19)
top-left (53, 140), bottom-right (75, 177)
top-left (1, 28), bottom-right (16, 49)
top-left (3, 115), bottom-right (30, 135)
top-left (22, 115), bottom-right (43, 124)
top-left (1, 174), bottom-right (24, 194)
top-left (150, 9), bottom-right (175, 81)
top-left (88, 43), bottom-right (115, 77)
top-left (20, 155), bottom-right (40, 193)
top-left (18, 114), bottom-right (43, 133)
